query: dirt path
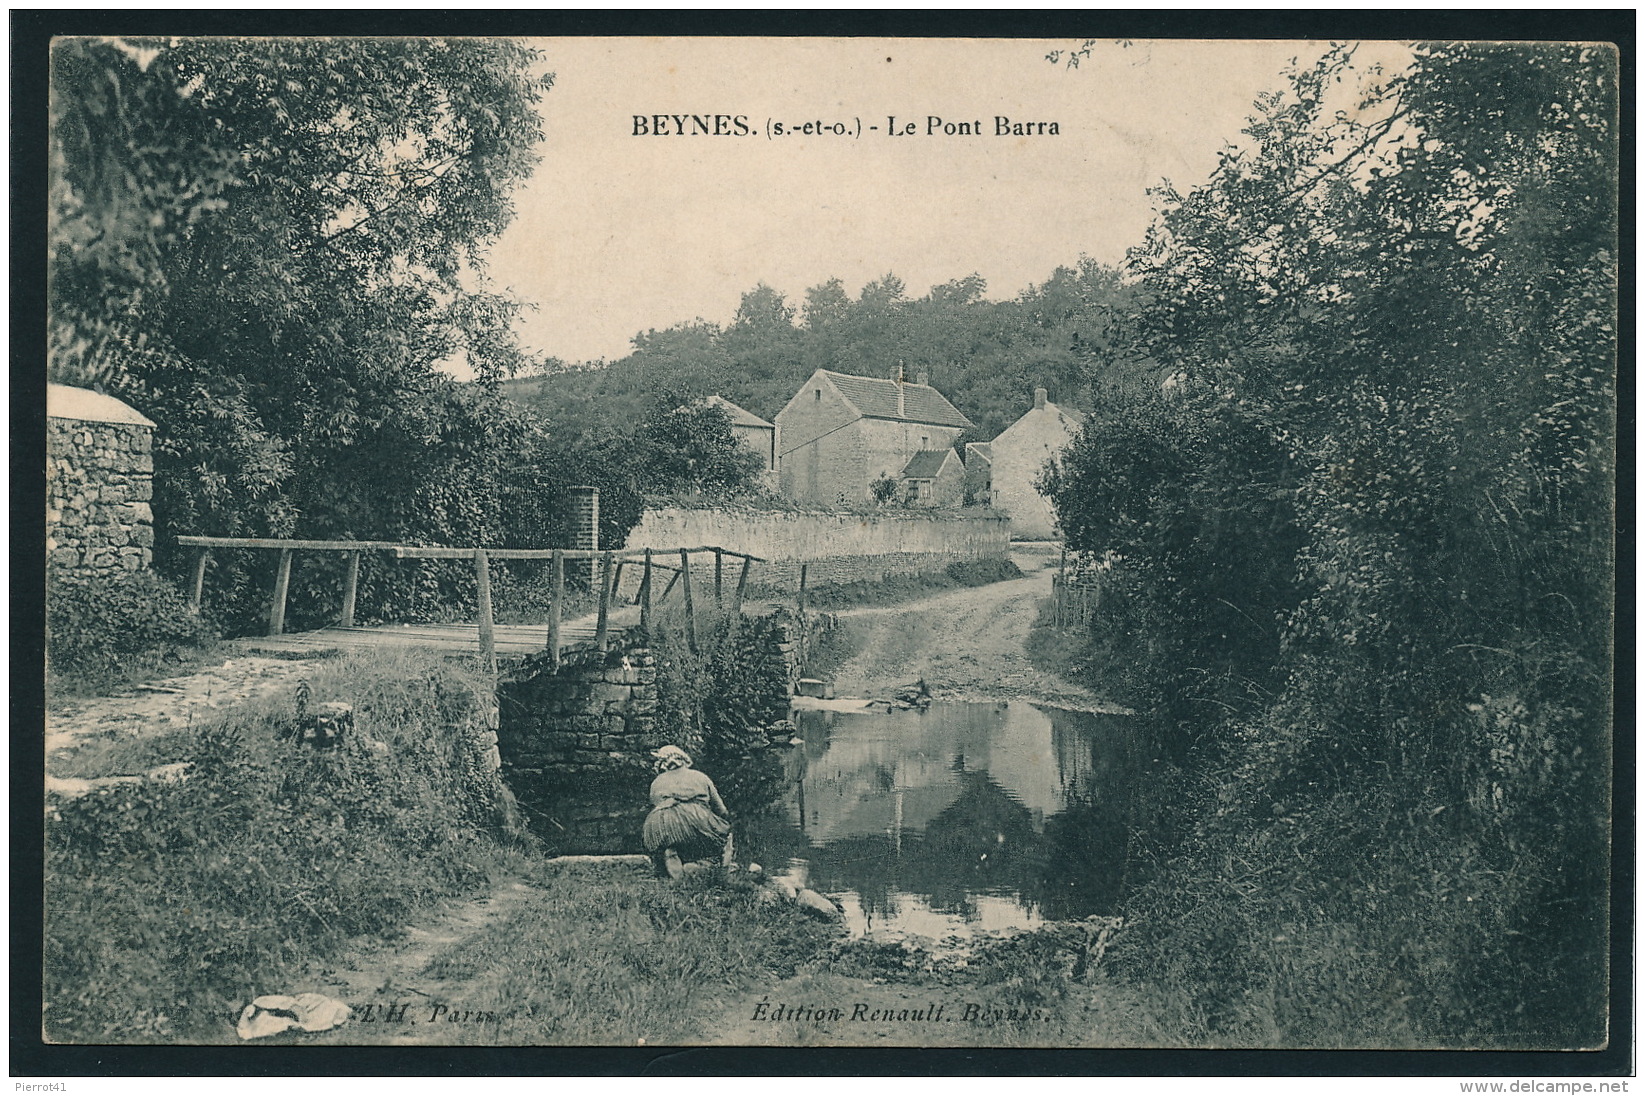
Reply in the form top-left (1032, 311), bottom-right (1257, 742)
top-left (304, 879), bottom-right (542, 1045)
top-left (46, 655), bottom-right (314, 753)
top-left (826, 550), bottom-right (1123, 714)
top-left (45, 654), bottom-right (319, 799)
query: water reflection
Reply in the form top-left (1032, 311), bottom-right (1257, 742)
top-left (736, 700), bottom-right (1147, 936)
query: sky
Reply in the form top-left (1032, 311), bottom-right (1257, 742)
top-left (483, 37), bottom-right (1391, 370)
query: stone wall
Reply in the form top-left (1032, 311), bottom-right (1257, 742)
top-left (494, 609), bottom-right (825, 853)
top-left (46, 385), bottom-right (157, 583)
top-left (499, 639), bottom-right (661, 777)
top-left (495, 635), bottom-right (661, 851)
top-left (625, 505), bottom-right (1009, 592)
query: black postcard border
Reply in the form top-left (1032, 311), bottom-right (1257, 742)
top-left (11, 7), bottom-right (1635, 1080)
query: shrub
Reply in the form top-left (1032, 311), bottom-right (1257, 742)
top-left (46, 568), bottom-right (214, 686)
top-left (944, 557), bottom-right (1023, 586)
top-left (646, 608), bottom-right (791, 772)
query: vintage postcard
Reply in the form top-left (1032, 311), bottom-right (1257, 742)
top-left (40, 32), bottom-right (1619, 1057)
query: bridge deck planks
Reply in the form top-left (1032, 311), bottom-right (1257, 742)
top-left (234, 621), bottom-right (607, 659)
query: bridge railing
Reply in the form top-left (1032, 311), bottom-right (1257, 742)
top-left (175, 536), bottom-right (763, 673)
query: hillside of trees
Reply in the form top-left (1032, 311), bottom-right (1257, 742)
top-left (501, 261), bottom-right (1136, 446)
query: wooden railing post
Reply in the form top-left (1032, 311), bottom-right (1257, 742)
top-left (714, 548), bottom-right (724, 609)
top-left (1058, 544), bottom-right (1068, 630)
top-left (594, 550), bottom-right (614, 654)
top-left (732, 556), bottom-right (751, 617)
top-left (340, 550), bottom-right (360, 627)
top-left (680, 548), bottom-right (697, 653)
top-left (474, 548), bottom-right (496, 677)
top-left (189, 548), bottom-right (211, 611)
top-left (640, 548), bottom-right (653, 632)
top-left (797, 562), bottom-right (808, 667)
top-left (547, 548), bottom-right (564, 671)
top-left (269, 548), bottom-right (293, 635)
top-left (612, 560), bottom-right (626, 604)
top-left (658, 567), bottom-right (682, 604)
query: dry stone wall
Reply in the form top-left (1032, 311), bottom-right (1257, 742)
top-left (46, 386), bottom-right (157, 584)
top-left (496, 636), bottom-right (661, 851)
top-left (626, 505), bottom-right (1009, 591)
top-left (494, 608), bottom-right (824, 854)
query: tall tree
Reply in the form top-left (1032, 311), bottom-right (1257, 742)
top-left (50, 36), bottom-right (555, 629)
top-left (1047, 41), bottom-right (1615, 1043)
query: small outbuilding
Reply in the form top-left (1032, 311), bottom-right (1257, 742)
top-left (898, 448), bottom-right (964, 508)
top-left (704, 394), bottom-right (777, 487)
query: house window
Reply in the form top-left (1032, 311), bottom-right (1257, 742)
top-left (814, 389), bottom-right (821, 401)
top-left (908, 480), bottom-right (924, 501)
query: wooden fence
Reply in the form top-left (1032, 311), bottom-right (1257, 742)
top-left (175, 536), bottom-right (763, 675)
top-left (1050, 573), bottom-right (1103, 631)
top-left (1050, 546), bottom-right (1109, 631)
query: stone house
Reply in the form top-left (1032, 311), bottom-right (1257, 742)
top-left (962, 441), bottom-right (992, 505)
top-left (898, 447), bottom-right (964, 508)
top-left (984, 388), bottom-right (1086, 540)
top-left (774, 368), bottom-right (972, 506)
top-left (46, 384), bottom-right (157, 582)
top-left (703, 394), bottom-right (777, 487)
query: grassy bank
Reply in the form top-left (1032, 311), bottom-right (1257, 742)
top-left (41, 644), bottom-right (845, 1046)
top-left (1024, 606), bottom-right (1608, 1049)
top-left (44, 648), bottom-right (523, 1043)
top-left (758, 557), bottom-right (1023, 612)
top-left (311, 863), bottom-right (841, 1045)
top-left (304, 861), bottom-right (1174, 1048)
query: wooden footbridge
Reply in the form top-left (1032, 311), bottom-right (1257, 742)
top-left (177, 536), bottom-right (781, 673)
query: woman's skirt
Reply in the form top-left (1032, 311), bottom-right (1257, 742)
top-left (643, 802), bottom-right (732, 860)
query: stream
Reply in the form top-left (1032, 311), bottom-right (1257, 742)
top-left (538, 696), bottom-right (1151, 937)
top-left (737, 700), bottom-right (1150, 936)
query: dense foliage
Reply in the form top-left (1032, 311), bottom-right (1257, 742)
top-left (50, 37), bottom-right (559, 631)
top-left (503, 261), bottom-right (1134, 446)
top-left (646, 607), bottom-right (794, 771)
top-left (1045, 43), bottom-right (1615, 1046)
top-left (46, 569), bottom-right (214, 687)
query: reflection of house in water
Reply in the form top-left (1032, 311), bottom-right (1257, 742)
top-left (748, 701), bottom-right (1149, 934)
top-left (789, 701), bottom-right (1078, 842)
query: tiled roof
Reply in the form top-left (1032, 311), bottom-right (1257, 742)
top-left (1056, 403), bottom-right (1087, 425)
top-left (822, 370), bottom-right (972, 428)
top-left (704, 394), bottom-right (773, 429)
top-left (900, 449), bottom-right (954, 480)
top-left (965, 442), bottom-right (993, 464)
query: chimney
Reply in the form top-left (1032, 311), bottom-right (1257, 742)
top-left (1034, 387), bottom-right (1048, 410)
top-left (567, 485), bottom-right (600, 588)
top-left (916, 371), bottom-right (929, 386)
top-left (897, 379), bottom-right (906, 418)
